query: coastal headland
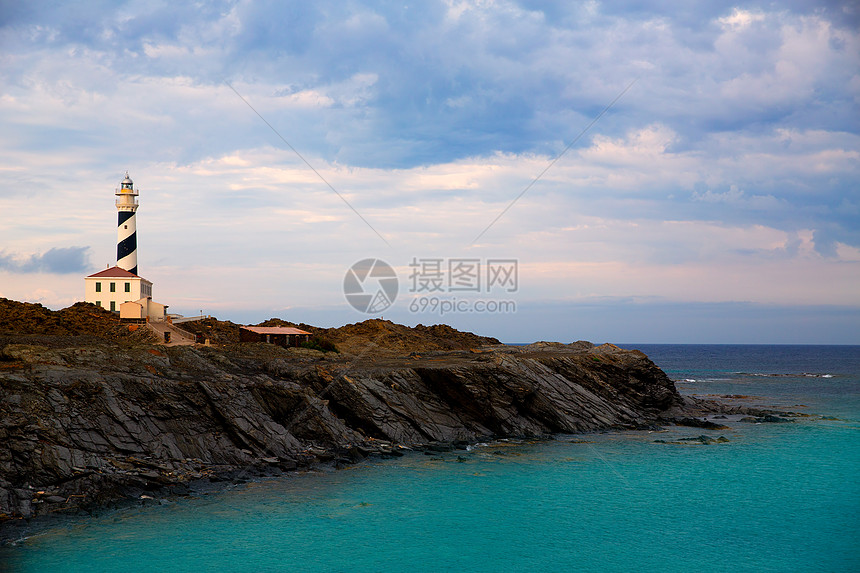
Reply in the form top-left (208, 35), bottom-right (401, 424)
top-left (0, 298), bottom-right (773, 536)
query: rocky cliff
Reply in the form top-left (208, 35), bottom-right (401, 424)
top-left (0, 299), bottom-right (683, 529)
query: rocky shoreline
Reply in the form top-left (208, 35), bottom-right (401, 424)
top-left (0, 299), bottom-right (792, 542)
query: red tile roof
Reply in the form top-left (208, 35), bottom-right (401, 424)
top-left (241, 326), bottom-right (312, 336)
top-left (86, 266), bottom-right (146, 279)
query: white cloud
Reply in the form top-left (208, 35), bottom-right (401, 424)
top-left (0, 1), bottom-right (857, 341)
top-left (835, 242), bottom-right (860, 262)
top-left (718, 8), bottom-right (765, 31)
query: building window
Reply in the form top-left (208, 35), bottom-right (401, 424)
top-left (95, 282), bottom-right (101, 292)
top-left (95, 301), bottom-right (101, 307)
top-left (125, 282), bottom-right (131, 292)
top-left (110, 301), bottom-right (116, 312)
top-left (110, 282), bottom-right (116, 293)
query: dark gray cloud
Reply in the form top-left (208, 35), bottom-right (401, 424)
top-left (2, 1), bottom-right (857, 168)
top-left (0, 247), bottom-right (90, 274)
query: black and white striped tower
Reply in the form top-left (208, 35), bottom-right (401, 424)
top-left (116, 172), bottom-right (139, 276)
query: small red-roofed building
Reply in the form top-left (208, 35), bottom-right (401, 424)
top-left (239, 326), bottom-right (312, 348)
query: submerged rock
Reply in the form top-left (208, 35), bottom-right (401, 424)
top-left (739, 415), bottom-right (792, 423)
top-left (673, 417), bottom-right (730, 430)
top-left (654, 435), bottom-right (730, 445)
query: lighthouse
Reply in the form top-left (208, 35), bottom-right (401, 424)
top-left (84, 172), bottom-right (167, 322)
top-left (116, 172), bottom-right (139, 276)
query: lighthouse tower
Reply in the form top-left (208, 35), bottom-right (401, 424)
top-left (116, 172), bottom-right (139, 276)
top-left (84, 172), bottom-right (168, 322)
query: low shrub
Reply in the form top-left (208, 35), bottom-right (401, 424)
top-left (300, 337), bottom-right (340, 353)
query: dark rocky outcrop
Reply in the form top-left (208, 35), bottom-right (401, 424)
top-left (0, 340), bottom-right (683, 524)
top-left (179, 316), bottom-right (501, 353)
top-left (0, 298), bottom-right (153, 343)
top-left (0, 298), bottom-right (687, 533)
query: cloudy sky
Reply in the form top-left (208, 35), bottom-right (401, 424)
top-left (1, 0), bottom-right (858, 343)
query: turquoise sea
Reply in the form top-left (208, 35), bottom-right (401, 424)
top-left (2, 345), bottom-right (858, 572)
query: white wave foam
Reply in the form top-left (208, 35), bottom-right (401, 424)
top-left (736, 371), bottom-right (836, 379)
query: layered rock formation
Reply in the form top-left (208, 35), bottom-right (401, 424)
top-left (0, 299), bottom-right (683, 528)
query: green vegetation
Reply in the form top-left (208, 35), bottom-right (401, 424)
top-left (300, 337), bottom-right (340, 353)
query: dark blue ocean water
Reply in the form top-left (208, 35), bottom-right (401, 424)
top-left (2, 345), bottom-right (858, 572)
